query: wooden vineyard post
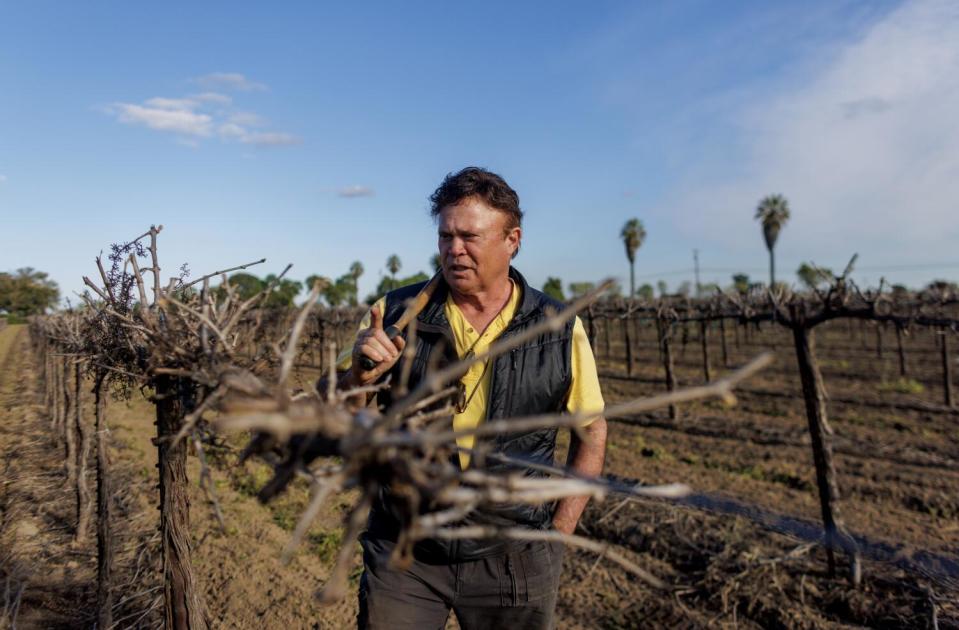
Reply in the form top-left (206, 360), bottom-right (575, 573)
top-left (700, 320), bottom-right (711, 383)
top-left (622, 314), bottom-right (633, 377)
top-left (54, 354), bottom-right (63, 446)
top-left (318, 317), bottom-right (327, 373)
top-left (42, 340), bottom-right (53, 422)
top-left (941, 328), bottom-right (954, 408)
top-left (895, 323), bottom-right (907, 377)
top-left (42, 342), bottom-right (49, 420)
top-left (602, 314), bottom-right (611, 359)
top-left (791, 313), bottom-right (861, 585)
top-left (46, 348), bottom-right (54, 425)
top-left (655, 317), bottom-right (663, 365)
top-left (155, 375), bottom-right (208, 629)
top-left (659, 319), bottom-right (679, 419)
top-left (632, 313), bottom-right (642, 365)
top-left (75, 360), bottom-right (93, 543)
top-left (63, 356), bottom-right (78, 488)
top-left (333, 311), bottom-right (344, 358)
top-left (680, 323), bottom-right (689, 360)
top-left (95, 375), bottom-right (114, 630)
top-left (311, 317), bottom-right (320, 370)
top-left (875, 323), bottom-right (883, 360)
top-left (719, 317), bottom-right (729, 368)
top-left (51, 351), bottom-right (62, 447)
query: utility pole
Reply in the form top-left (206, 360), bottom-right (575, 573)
top-left (693, 249), bottom-right (701, 298)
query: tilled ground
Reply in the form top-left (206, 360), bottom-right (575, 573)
top-left (558, 321), bottom-right (959, 628)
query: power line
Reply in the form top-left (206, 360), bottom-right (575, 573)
top-left (703, 263), bottom-right (959, 273)
top-left (631, 263), bottom-right (959, 280)
top-left (857, 262), bottom-right (959, 272)
top-left (633, 268), bottom-right (696, 279)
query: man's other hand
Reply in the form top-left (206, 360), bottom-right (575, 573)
top-left (350, 306), bottom-right (406, 386)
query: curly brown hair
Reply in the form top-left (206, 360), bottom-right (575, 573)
top-left (429, 166), bottom-right (523, 232)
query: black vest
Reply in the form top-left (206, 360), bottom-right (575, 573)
top-left (367, 267), bottom-right (574, 562)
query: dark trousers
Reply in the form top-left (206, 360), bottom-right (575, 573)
top-left (357, 535), bottom-right (564, 630)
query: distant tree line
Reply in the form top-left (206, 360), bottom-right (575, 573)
top-left (0, 253), bottom-right (426, 321)
top-left (217, 254), bottom-right (432, 308)
top-left (0, 267), bottom-right (60, 321)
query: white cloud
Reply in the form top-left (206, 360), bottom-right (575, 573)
top-left (663, 0), bottom-right (959, 264)
top-left (239, 131), bottom-right (301, 147)
top-left (0, 174), bottom-right (7, 184)
top-left (144, 96), bottom-right (200, 111)
top-left (102, 78), bottom-right (297, 149)
top-left (108, 102), bottom-right (213, 137)
top-left (337, 185), bottom-right (375, 198)
top-left (215, 123), bottom-right (300, 146)
top-left (191, 91), bottom-right (232, 105)
top-left (191, 72), bottom-right (267, 92)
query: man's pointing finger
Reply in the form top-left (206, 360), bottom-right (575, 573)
top-left (369, 306), bottom-right (384, 330)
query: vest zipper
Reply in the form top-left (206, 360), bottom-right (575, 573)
top-left (503, 348), bottom-right (516, 420)
top-left (488, 332), bottom-right (514, 426)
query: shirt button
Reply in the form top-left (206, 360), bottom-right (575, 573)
top-left (467, 328), bottom-right (473, 333)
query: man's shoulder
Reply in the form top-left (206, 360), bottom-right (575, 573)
top-left (522, 285), bottom-right (569, 319)
top-left (513, 286), bottom-right (577, 343)
top-left (528, 287), bottom-right (564, 311)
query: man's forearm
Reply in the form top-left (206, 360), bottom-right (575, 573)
top-left (553, 417), bottom-right (607, 534)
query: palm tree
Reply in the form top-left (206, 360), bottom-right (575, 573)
top-left (386, 254), bottom-right (402, 290)
top-left (349, 261), bottom-right (364, 306)
top-left (755, 195), bottom-right (790, 288)
top-left (620, 218), bottom-right (646, 297)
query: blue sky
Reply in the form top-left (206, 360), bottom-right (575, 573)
top-left (2, 0), bottom-right (958, 304)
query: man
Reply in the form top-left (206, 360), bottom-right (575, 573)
top-left (337, 167), bottom-right (607, 630)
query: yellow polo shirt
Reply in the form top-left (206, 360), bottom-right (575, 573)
top-left (338, 284), bottom-right (605, 468)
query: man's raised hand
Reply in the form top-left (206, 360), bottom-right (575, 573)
top-left (350, 306), bottom-right (406, 385)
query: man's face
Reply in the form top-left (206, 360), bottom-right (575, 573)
top-left (437, 197), bottom-right (521, 296)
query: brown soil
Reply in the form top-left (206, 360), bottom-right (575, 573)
top-left (2, 319), bottom-right (958, 629)
top-left (555, 320), bottom-right (958, 628)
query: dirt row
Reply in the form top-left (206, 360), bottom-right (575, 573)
top-left (0, 325), bottom-right (357, 629)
